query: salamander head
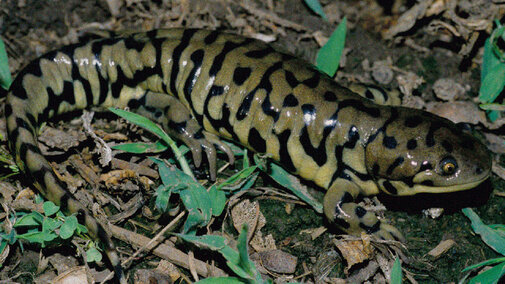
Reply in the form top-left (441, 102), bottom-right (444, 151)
top-left (365, 107), bottom-right (491, 196)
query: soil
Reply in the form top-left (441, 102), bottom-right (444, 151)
top-left (0, 0), bottom-right (504, 283)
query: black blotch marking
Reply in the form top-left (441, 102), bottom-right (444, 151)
top-left (285, 71), bottom-right (299, 88)
top-left (183, 49), bottom-right (205, 120)
top-left (248, 128), bottom-right (266, 153)
top-left (355, 206), bottom-right (366, 218)
top-left (244, 47), bottom-right (273, 59)
top-left (299, 104), bottom-right (330, 166)
top-left (419, 161), bottom-right (432, 172)
top-left (334, 217), bottom-right (351, 229)
top-left (339, 99), bottom-right (380, 118)
top-left (360, 220), bottom-right (381, 234)
top-left (204, 30), bottom-right (220, 44)
top-left (233, 67), bottom-right (252, 86)
top-left (441, 140), bottom-right (453, 153)
top-left (126, 92), bottom-right (147, 110)
top-left (170, 29), bottom-right (198, 99)
top-left (209, 39), bottom-right (252, 78)
top-left (383, 180), bottom-right (398, 195)
top-left (421, 180), bottom-right (434, 186)
top-left (277, 129), bottom-right (296, 172)
top-left (236, 61), bottom-right (282, 121)
top-left (302, 73), bottom-right (320, 88)
top-left (344, 126), bottom-right (360, 149)
top-left (4, 104), bottom-right (12, 117)
top-left (426, 121), bottom-right (443, 147)
top-left (407, 139), bottom-right (417, 150)
top-left (386, 156), bottom-right (404, 175)
top-left (383, 136), bottom-right (397, 149)
top-left (282, 94), bottom-right (298, 107)
top-left (18, 142), bottom-right (42, 168)
top-left (324, 91), bottom-right (337, 102)
top-left (372, 163), bottom-right (380, 177)
top-left (365, 89), bottom-right (374, 100)
top-left (340, 191), bottom-right (354, 205)
top-left (404, 115), bottom-right (423, 128)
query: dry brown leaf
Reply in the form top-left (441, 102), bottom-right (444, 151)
top-left (427, 239), bottom-right (456, 258)
top-left (334, 236), bottom-right (374, 273)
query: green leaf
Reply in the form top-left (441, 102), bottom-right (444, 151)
top-left (208, 186), bottom-right (227, 217)
top-left (155, 184), bottom-right (172, 212)
top-left (482, 38), bottom-right (502, 82)
top-left (111, 140), bottom-right (168, 154)
top-left (76, 223), bottom-right (88, 234)
top-left (468, 261), bottom-right (505, 284)
top-left (462, 208), bottom-right (505, 255)
top-left (0, 38), bottom-right (12, 90)
top-left (177, 233), bottom-right (228, 251)
top-left (264, 162), bottom-right (323, 213)
top-left (59, 215), bottom-right (78, 239)
top-left (86, 247), bottom-right (103, 263)
top-left (462, 257), bottom-right (505, 272)
top-left (152, 158), bottom-right (212, 233)
top-left (316, 17), bottom-right (347, 77)
top-left (16, 231), bottom-right (58, 246)
top-left (237, 224), bottom-right (261, 281)
top-left (390, 257), bottom-right (403, 284)
top-left (14, 212), bottom-right (44, 227)
top-left (303, 0), bottom-right (328, 20)
top-left (195, 277), bottom-right (246, 284)
top-left (110, 108), bottom-right (194, 178)
top-left (42, 201), bottom-right (60, 217)
top-left (42, 217), bottom-right (62, 233)
top-left (479, 63), bottom-right (505, 104)
top-left (216, 165), bottom-right (258, 191)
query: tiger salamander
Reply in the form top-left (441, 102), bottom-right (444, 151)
top-left (5, 29), bottom-right (492, 281)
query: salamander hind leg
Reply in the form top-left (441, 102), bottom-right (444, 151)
top-left (323, 178), bottom-right (404, 241)
top-left (129, 91), bottom-right (234, 180)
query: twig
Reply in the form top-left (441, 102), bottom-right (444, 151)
top-left (238, 2), bottom-right (312, 32)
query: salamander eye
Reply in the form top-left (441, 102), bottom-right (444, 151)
top-left (440, 157), bottom-right (458, 175)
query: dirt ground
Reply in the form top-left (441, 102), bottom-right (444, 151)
top-left (0, 0), bottom-right (504, 283)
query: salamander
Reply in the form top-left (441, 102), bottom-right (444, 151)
top-left (5, 28), bottom-right (492, 281)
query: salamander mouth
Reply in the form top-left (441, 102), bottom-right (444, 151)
top-left (411, 175), bottom-right (490, 194)
top-left (377, 175), bottom-right (490, 196)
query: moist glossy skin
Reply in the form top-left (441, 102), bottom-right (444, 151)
top-left (5, 29), bottom-right (492, 280)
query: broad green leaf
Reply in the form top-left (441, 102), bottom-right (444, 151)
top-left (177, 233), bottom-right (240, 266)
top-left (155, 184), bottom-right (172, 212)
top-left (390, 257), bottom-right (403, 284)
top-left (208, 186), bottom-right (227, 217)
top-left (111, 140), bottom-right (168, 154)
top-left (42, 217), bottom-right (62, 233)
top-left (479, 63), bottom-right (505, 103)
top-left (14, 212), bottom-right (44, 227)
top-left (316, 17), bottom-right (347, 77)
top-left (16, 231), bottom-right (58, 246)
top-left (86, 247), bottom-right (103, 263)
top-left (304, 0), bottom-right (328, 20)
top-left (152, 158), bottom-right (211, 233)
top-left (265, 162), bottom-right (323, 213)
top-left (237, 224), bottom-right (261, 281)
top-left (462, 257), bottom-right (505, 272)
top-left (76, 223), bottom-right (88, 234)
top-left (195, 277), bottom-right (245, 284)
top-left (43, 201), bottom-right (60, 217)
top-left (482, 38), bottom-right (502, 83)
top-left (59, 215), bottom-right (78, 239)
top-left (0, 38), bottom-right (12, 90)
top-left (462, 208), bottom-right (505, 255)
top-left (177, 233), bottom-right (228, 250)
top-left (468, 261), bottom-right (505, 284)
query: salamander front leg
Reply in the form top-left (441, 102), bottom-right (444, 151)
top-left (130, 91), bottom-right (234, 180)
top-left (323, 178), bottom-right (404, 241)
